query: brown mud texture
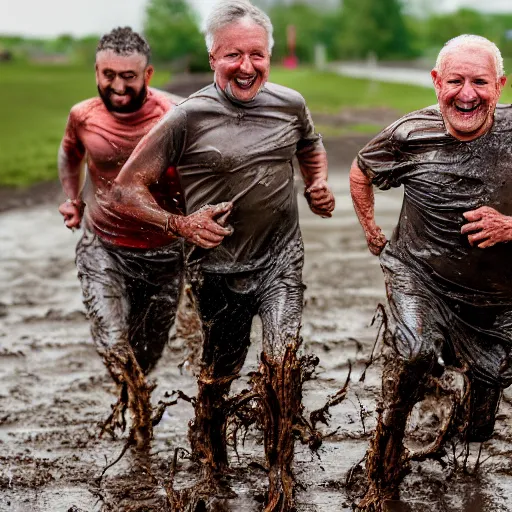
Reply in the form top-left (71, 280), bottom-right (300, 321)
top-left (3, 135), bottom-right (512, 511)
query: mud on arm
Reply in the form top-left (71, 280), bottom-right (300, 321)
top-left (58, 110), bottom-right (86, 228)
top-left (296, 103), bottom-right (334, 217)
top-left (350, 160), bottom-right (387, 256)
top-left (111, 110), bottom-right (233, 249)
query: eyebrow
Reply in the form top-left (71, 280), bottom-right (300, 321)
top-left (102, 68), bottom-right (137, 74)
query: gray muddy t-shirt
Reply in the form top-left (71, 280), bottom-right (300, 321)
top-left (358, 104), bottom-right (512, 306)
top-left (122, 82), bottom-right (322, 273)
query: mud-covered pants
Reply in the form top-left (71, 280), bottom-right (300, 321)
top-left (189, 238), bottom-right (305, 475)
top-left (76, 229), bottom-right (183, 374)
top-left (386, 270), bottom-right (503, 442)
top-left (193, 238), bottom-right (305, 380)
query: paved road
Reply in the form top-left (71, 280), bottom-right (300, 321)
top-left (328, 62), bottom-right (434, 88)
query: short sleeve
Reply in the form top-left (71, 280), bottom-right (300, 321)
top-left (296, 101), bottom-right (322, 152)
top-left (357, 122), bottom-right (411, 190)
top-left (61, 109), bottom-right (86, 162)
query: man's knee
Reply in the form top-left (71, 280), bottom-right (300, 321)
top-left (92, 321), bottom-right (129, 355)
top-left (394, 328), bottom-right (440, 372)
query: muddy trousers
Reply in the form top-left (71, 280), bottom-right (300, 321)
top-left (76, 230), bottom-right (183, 445)
top-left (361, 355), bottom-right (502, 509)
top-left (189, 250), bottom-right (305, 509)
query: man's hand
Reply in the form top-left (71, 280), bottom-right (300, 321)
top-left (366, 227), bottom-right (387, 256)
top-left (462, 206), bottom-right (512, 248)
top-left (304, 179), bottom-right (335, 218)
top-left (58, 200), bottom-right (82, 229)
top-left (172, 202), bottom-right (234, 249)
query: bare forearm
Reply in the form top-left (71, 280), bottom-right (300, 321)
top-left (108, 181), bottom-right (176, 234)
top-left (297, 144), bottom-right (328, 186)
top-left (350, 163), bottom-right (376, 233)
top-left (350, 160), bottom-right (386, 255)
top-left (58, 144), bottom-right (84, 201)
top-left (107, 180), bottom-right (234, 248)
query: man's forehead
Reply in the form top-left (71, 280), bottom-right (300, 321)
top-left (440, 46), bottom-right (497, 75)
top-left (96, 49), bottom-right (147, 70)
top-left (213, 20), bottom-right (268, 50)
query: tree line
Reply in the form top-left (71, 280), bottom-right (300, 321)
top-left (2, 0), bottom-right (512, 69)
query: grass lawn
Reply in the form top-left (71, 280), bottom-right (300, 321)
top-left (0, 63), bottom-right (96, 187)
top-left (2, 62), bottom-right (512, 187)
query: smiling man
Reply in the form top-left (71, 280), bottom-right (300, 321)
top-left (56, 27), bottom-right (222, 449)
top-left (106, 1), bottom-right (334, 507)
top-left (350, 35), bottom-right (512, 509)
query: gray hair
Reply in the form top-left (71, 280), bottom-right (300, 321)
top-left (434, 34), bottom-right (504, 79)
top-left (97, 27), bottom-right (151, 63)
top-left (205, 0), bottom-right (274, 54)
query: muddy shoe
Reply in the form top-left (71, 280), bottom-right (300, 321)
top-left (467, 381), bottom-right (501, 442)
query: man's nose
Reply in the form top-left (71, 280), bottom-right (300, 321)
top-left (111, 76), bottom-right (126, 93)
top-left (458, 80), bottom-right (477, 101)
top-left (239, 54), bottom-right (255, 74)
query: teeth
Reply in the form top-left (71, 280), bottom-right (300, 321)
top-left (235, 77), bottom-right (254, 87)
top-left (455, 103), bottom-right (479, 112)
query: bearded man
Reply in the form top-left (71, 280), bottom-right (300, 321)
top-left (105, 1), bottom-right (334, 508)
top-left (58, 27), bottom-right (230, 449)
top-left (350, 35), bottom-right (512, 509)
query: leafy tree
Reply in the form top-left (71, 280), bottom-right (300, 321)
top-left (269, 2), bottom-right (333, 63)
top-left (425, 9), bottom-right (489, 49)
top-left (144, 0), bottom-right (209, 71)
top-left (335, 0), bottom-right (416, 60)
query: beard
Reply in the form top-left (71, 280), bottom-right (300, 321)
top-left (97, 85), bottom-right (148, 113)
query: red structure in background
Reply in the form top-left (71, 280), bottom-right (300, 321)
top-left (283, 24), bottom-right (298, 69)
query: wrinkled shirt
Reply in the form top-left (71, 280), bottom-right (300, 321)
top-left (358, 104), bottom-right (512, 306)
top-left (60, 88), bottom-right (183, 248)
top-left (118, 82), bottom-right (322, 273)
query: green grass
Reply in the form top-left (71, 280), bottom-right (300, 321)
top-left (271, 66), bottom-right (512, 113)
top-left (2, 62), bottom-right (512, 187)
top-left (0, 62), bottom-right (174, 187)
top-left (0, 63), bottom-right (96, 187)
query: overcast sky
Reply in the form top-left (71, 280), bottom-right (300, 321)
top-left (1, 0), bottom-right (512, 38)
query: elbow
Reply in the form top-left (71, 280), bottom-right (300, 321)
top-left (104, 179), bottom-right (131, 214)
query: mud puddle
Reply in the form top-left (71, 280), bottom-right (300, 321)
top-left (1, 165), bottom-right (512, 511)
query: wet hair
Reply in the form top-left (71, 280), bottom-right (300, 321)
top-left (205, 0), bottom-right (274, 54)
top-left (96, 27), bottom-right (151, 63)
top-left (434, 34), bottom-right (504, 79)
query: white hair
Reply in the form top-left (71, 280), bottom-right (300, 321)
top-left (434, 34), bottom-right (504, 79)
top-left (205, 0), bottom-right (274, 54)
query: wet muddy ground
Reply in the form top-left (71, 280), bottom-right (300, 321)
top-left (2, 137), bottom-right (512, 511)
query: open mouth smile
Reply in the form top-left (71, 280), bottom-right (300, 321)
top-left (234, 76), bottom-right (256, 89)
top-left (455, 103), bottom-right (480, 114)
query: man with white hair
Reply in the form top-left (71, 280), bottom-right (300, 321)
top-left (351, 34), bottom-right (512, 509)
top-left (106, 0), bottom-right (334, 506)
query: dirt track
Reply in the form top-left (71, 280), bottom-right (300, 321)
top-left (2, 136), bottom-right (512, 512)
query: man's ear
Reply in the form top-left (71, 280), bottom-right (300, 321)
top-left (431, 69), bottom-right (441, 93)
top-left (209, 53), bottom-right (215, 71)
top-left (145, 65), bottom-right (154, 85)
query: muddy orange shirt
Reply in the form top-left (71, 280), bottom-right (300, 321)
top-left (60, 88), bottom-right (184, 248)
